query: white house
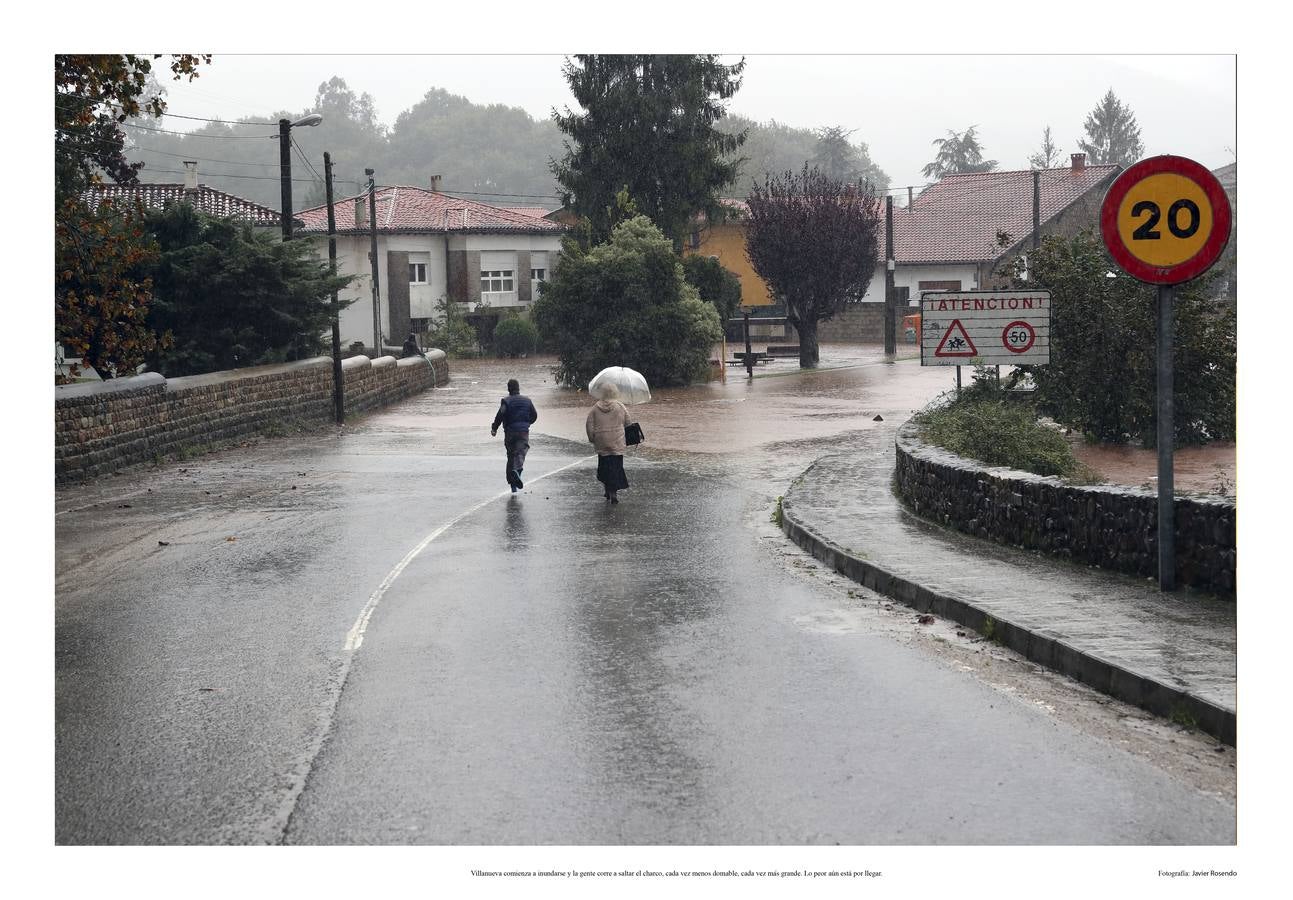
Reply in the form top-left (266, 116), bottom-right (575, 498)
top-left (294, 186), bottom-right (565, 351)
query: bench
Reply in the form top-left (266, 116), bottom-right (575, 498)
top-left (765, 345), bottom-right (800, 357)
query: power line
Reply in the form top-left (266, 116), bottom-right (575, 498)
top-left (122, 121), bottom-right (278, 140)
top-left (103, 164), bottom-right (363, 187)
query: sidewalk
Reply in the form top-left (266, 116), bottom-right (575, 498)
top-left (781, 429), bottom-right (1236, 745)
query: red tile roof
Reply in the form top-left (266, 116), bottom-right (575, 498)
top-left (893, 164), bottom-right (1119, 263)
top-left (295, 186), bottom-right (566, 235)
top-left (83, 183), bottom-right (284, 226)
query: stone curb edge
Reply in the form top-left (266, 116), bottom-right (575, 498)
top-left (779, 487), bottom-right (1236, 746)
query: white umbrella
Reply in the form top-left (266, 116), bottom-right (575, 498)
top-left (588, 366), bottom-right (652, 405)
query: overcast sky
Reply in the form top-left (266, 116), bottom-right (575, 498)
top-left (155, 54), bottom-right (1236, 192)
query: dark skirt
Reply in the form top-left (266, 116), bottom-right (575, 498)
top-left (596, 454), bottom-right (629, 491)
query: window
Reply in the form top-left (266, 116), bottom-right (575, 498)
top-left (409, 262), bottom-right (427, 284)
top-left (480, 270), bottom-right (514, 292)
top-left (530, 268), bottom-right (546, 283)
top-left (918, 280), bottom-right (962, 291)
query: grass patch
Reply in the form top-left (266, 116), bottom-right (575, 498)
top-left (771, 496), bottom-right (784, 528)
top-left (1169, 705), bottom-right (1199, 731)
top-left (913, 377), bottom-right (1090, 480)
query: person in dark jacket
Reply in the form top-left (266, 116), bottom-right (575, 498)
top-left (490, 378), bottom-right (538, 492)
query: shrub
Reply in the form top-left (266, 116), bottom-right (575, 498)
top-left (681, 254), bottom-right (743, 324)
top-left (531, 216), bottom-right (722, 387)
top-left (424, 296), bottom-right (480, 358)
top-left (493, 316), bottom-right (539, 357)
top-left (913, 378), bottom-right (1087, 479)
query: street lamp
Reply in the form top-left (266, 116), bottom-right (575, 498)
top-left (279, 114), bottom-right (323, 240)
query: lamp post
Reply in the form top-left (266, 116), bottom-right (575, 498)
top-left (278, 113), bottom-right (323, 240)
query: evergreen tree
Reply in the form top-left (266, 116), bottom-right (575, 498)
top-left (1077, 89), bottom-right (1145, 167)
top-left (921, 126), bottom-right (997, 179)
top-left (142, 203), bottom-right (352, 376)
top-left (551, 55), bottom-right (747, 245)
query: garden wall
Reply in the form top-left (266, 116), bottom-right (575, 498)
top-left (894, 421), bottom-right (1235, 596)
top-left (55, 351), bottom-right (449, 483)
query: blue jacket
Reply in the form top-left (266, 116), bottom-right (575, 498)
top-left (492, 394), bottom-right (538, 434)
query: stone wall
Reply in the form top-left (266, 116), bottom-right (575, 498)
top-left (55, 351), bottom-right (449, 483)
top-left (816, 302), bottom-right (884, 342)
top-left (893, 421), bottom-right (1235, 596)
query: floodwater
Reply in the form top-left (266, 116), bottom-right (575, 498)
top-left (429, 347), bottom-right (1236, 498)
top-left (424, 345), bottom-right (948, 493)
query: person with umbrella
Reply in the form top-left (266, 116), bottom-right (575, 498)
top-left (585, 367), bottom-right (649, 504)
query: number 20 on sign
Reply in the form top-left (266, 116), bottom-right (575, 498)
top-left (1100, 155), bottom-right (1231, 284)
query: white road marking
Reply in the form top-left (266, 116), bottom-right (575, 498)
top-left (272, 453), bottom-right (594, 843)
top-left (344, 454), bottom-right (591, 651)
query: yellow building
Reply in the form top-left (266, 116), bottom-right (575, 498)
top-left (684, 200), bottom-right (776, 308)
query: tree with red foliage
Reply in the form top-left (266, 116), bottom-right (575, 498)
top-left (744, 165), bottom-right (882, 368)
top-left (54, 54), bottom-right (207, 379)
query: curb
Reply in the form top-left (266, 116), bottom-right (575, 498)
top-left (779, 490), bottom-right (1236, 746)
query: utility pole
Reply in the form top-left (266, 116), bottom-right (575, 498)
top-left (884, 195), bottom-right (895, 355)
top-left (279, 119), bottom-right (293, 240)
top-left (324, 152), bottom-right (344, 424)
top-left (366, 169), bottom-right (381, 355)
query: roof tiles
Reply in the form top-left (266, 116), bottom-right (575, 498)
top-left (295, 186), bottom-right (565, 235)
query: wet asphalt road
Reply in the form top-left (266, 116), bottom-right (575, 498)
top-left (54, 351), bottom-right (1235, 844)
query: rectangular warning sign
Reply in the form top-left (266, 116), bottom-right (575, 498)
top-left (920, 290), bottom-right (1051, 367)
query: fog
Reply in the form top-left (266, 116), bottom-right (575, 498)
top-left (157, 54), bottom-right (1235, 190)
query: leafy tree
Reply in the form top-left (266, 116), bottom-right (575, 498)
top-left (531, 216), bottom-right (722, 387)
top-left (1016, 232), bottom-right (1233, 446)
top-left (1077, 89), bottom-right (1145, 168)
top-left (552, 55), bottom-right (747, 245)
top-left (142, 203), bottom-right (352, 376)
top-left (1028, 126), bottom-right (1063, 170)
top-left (55, 54), bottom-right (207, 379)
top-left (383, 87), bottom-right (564, 202)
top-left (719, 115), bottom-right (891, 199)
top-left (810, 126), bottom-right (888, 187)
top-left (681, 254), bottom-right (743, 324)
top-left (744, 165), bottom-right (883, 368)
top-left (921, 126), bottom-right (998, 179)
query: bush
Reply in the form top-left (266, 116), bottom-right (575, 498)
top-left (913, 377), bottom-right (1087, 479)
top-left (531, 216), bottom-right (723, 387)
top-left (1014, 232), bottom-right (1235, 447)
top-left (681, 254), bottom-right (743, 324)
top-left (424, 296), bottom-right (480, 358)
top-left (493, 316), bottom-right (539, 357)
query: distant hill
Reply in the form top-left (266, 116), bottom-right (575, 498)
top-left (122, 79), bottom-right (888, 212)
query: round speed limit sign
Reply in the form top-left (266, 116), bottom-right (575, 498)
top-left (1100, 155), bottom-right (1232, 284)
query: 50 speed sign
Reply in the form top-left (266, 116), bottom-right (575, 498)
top-left (1100, 155), bottom-right (1232, 284)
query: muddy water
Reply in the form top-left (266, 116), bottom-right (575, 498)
top-left (425, 346), bottom-right (950, 494)
top-left (1071, 440), bottom-right (1236, 497)
top-left (420, 348), bottom-right (1236, 498)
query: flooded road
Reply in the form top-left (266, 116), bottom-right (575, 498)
top-left (54, 344), bottom-right (1235, 846)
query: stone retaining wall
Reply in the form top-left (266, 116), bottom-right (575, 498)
top-left (55, 351), bottom-right (449, 483)
top-left (893, 421), bottom-right (1235, 596)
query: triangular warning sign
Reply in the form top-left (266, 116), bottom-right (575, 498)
top-left (935, 319), bottom-right (978, 357)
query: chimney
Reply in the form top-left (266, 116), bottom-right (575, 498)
top-left (183, 161), bottom-right (198, 194)
top-left (1070, 153), bottom-right (1086, 171)
top-left (430, 175), bottom-right (442, 192)
top-left (354, 197), bottom-right (366, 228)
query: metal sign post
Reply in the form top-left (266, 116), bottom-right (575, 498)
top-left (1157, 284), bottom-right (1175, 590)
top-left (1100, 155), bottom-right (1231, 592)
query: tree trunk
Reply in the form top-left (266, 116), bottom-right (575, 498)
top-left (798, 317), bottom-right (820, 368)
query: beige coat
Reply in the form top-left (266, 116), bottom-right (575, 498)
top-left (586, 399), bottom-right (631, 455)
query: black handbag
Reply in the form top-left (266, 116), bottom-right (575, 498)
top-left (624, 422), bottom-right (644, 446)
